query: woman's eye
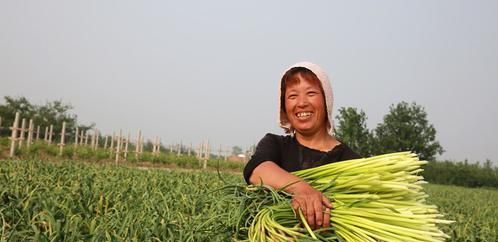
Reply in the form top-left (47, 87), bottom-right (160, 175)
top-left (288, 95), bottom-right (297, 99)
top-left (307, 91), bottom-right (318, 96)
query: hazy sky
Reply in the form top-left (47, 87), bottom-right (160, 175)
top-left (1, 1), bottom-right (497, 164)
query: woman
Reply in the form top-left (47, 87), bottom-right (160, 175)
top-left (243, 61), bottom-right (360, 230)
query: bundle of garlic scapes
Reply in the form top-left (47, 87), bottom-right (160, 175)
top-left (226, 152), bottom-right (453, 242)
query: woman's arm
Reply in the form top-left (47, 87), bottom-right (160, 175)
top-left (249, 161), bottom-right (332, 229)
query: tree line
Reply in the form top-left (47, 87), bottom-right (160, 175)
top-left (334, 102), bottom-right (497, 188)
top-left (0, 96), bottom-right (94, 139)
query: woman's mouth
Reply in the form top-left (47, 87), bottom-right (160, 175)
top-left (296, 112), bottom-right (313, 120)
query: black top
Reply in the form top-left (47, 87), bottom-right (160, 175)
top-left (243, 133), bottom-right (361, 183)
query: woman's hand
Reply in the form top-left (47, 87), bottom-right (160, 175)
top-left (289, 182), bottom-right (332, 230)
top-left (249, 162), bottom-right (332, 229)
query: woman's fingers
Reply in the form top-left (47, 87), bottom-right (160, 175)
top-left (306, 200), bottom-right (317, 229)
top-left (313, 198), bottom-right (323, 228)
top-left (304, 193), bottom-right (324, 229)
top-left (322, 195), bottom-right (333, 209)
top-left (291, 184), bottom-right (334, 230)
top-left (323, 206), bottom-right (331, 228)
top-left (292, 198), bottom-right (307, 218)
top-left (322, 195), bottom-right (332, 228)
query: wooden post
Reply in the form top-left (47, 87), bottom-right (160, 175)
top-left (109, 132), bottom-right (115, 158)
top-left (9, 112), bottom-right (20, 157)
top-left (27, 119), bottom-right (34, 148)
top-left (153, 136), bottom-right (160, 156)
top-left (124, 132), bottom-right (130, 160)
top-left (196, 143), bottom-right (201, 160)
top-left (203, 140), bottom-right (209, 169)
top-left (139, 134), bottom-right (143, 154)
top-left (44, 126), bottom-right (48, 142)
top-left (218, 144), bottom-right (222, 159)
top-left (59, 122), bottom-right (66, 156)
top-left (91, 129), bottom-right (96, 150)
top-left (79, 130), bottom-right (84, 146)
top-left (95, 130), bottom-right (99, 149)
top-left (196, 143), bottom-right (202, 167)
top-left (74, 127), bottom-right (79, 146)
top-left (36, 125), bottom-right (40, 141)
top-left (104, 135), bottom-right (108, 150)
top-left (110, 133), bottom-right (115, 151)
top-left (115, 130), bottom-right (122, 164)
top-left (188, 142), bottom-right (192, 156)
top-left (48, 125), bottom-right (53, 144)
top-left (135, 129), bottom-right (141, 159)
top-left (18, 118), bottom-right (26, 148)
top-left (84, 131), bottom-right (89, 146)
top-left (205, 140), bottom-right (210, 160)
top-left (177, 141), bottom-right (182, 156)
top-left (225, 146), bottom-right (229, 161)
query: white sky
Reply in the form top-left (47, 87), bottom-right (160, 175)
top-left (1, 1), bottom-right (497, 164)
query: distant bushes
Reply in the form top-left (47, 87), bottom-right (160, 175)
top-left (423, 160), bottom-right (498, 188)
top-left (1, 140), bottom-right (244, 172)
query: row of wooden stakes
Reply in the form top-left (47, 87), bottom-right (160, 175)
top-left (3, 112), bottom-right (229, 165)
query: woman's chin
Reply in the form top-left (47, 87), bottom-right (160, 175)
top-left (294, 127), bottom-right (317, 135)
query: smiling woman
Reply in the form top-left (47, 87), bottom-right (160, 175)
top-left (243, 61), bottom-right (361, 230)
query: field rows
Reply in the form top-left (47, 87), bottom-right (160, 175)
top-left (1, 160), bottom-right (497, 241)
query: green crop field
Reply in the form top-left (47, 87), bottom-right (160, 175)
top-left (1, 160), bottom-right (497, 242)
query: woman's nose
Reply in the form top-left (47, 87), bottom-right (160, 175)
top-left (297, 96), bottom-right (309, 107)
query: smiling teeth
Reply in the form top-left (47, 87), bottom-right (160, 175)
top-left (297, 112), bottom-right (312, 117)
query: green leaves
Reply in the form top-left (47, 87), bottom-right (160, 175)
top-left (375, 102), bottom-right (444, 161)
top-left (0, 96), bottom-right (94, 140)
top-left (0, 160), bottom-right (239, 241)
top-left (334, 107), bottom-right (375, 157)
top-left (335, 102), bottom-right (444, 161)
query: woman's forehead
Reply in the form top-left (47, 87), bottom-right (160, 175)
top-left (284, 72), bottom-right (323, 90)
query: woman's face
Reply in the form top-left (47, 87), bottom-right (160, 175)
top-left (284, 73), bottom-right (327, 136)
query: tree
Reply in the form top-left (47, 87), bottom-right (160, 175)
top-left (0, 96), bottom-right (35, 127)
top-left (374, 102), bottom-right (444, 161)
top-left (232, 146), bottom-right (243, 156)
top-left (334, 107), bottom-right (376, 157)
top-left (0, 96), bottom-right (93, 140)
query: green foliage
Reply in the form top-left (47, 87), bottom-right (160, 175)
top-left (1, 160), bottom-right (495, 242)
top-left (334, 102), bottom-right (444, 160)
top-left (0, 96), bottom-right (35, 132)
top-left (232, 146), bottom-right (243, 155)
top-left (425, 184), bottom-right (498, 242)
top-left (62, 146), bottom-right (74, 158)
top-left (75, 147), bottom-right (95, 160)
top-left (15, 141), bottom-right (59, 158)
top-left (0, 137), bottom-right (9, 147)
top-left (374, 102), bottom-right (444, 161)
top-left (0, 96), bottom-right (94, 141)
top-left (139, 152), bottom-right (155, 162)
top-left (208, 159), bottom-right (244, 171)
top-left (0, 160), bottom-right (240, 241)
top-left (423, 159), bottom-right (498, 188)
top-left (334, 107), bottom-right (375, 157)
top-left (95, 149), bottom-right (110, 160)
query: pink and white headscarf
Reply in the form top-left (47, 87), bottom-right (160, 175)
top-left (278, 61), bottom-right (335, 135)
